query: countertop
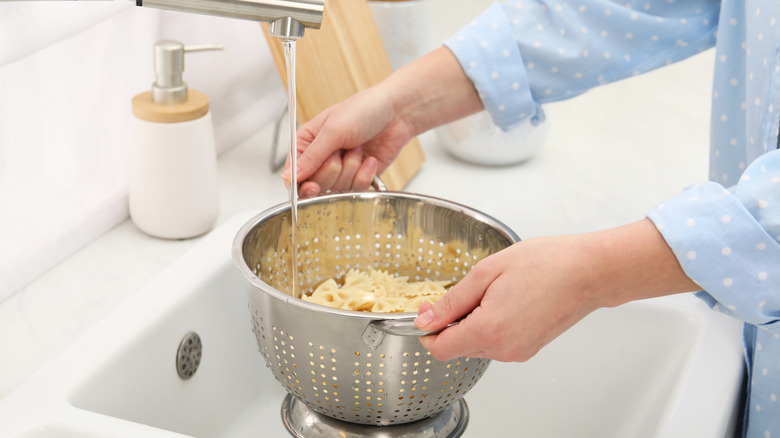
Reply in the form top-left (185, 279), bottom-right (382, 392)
top-left (0, 49), bottom-right (714, 398)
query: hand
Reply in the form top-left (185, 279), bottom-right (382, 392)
top-left (281, 47), bottom-right (486, 197)
top-left (414, 219), bottom-right (700, 362)
top-left (282, 83), bottom-right (416, 197)
top-left (414, 234), bottom-right (602, 362)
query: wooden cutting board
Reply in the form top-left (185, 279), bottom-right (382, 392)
top-left (262, 0), bottom-right (424, 190)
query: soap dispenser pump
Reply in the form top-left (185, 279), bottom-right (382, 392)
top-left (129, 40), bottom-right (223, 239)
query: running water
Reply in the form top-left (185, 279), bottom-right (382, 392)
top-left (283, 39), bottom-right (300, 299)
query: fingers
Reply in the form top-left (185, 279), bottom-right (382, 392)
top-left (414, 260), bottom-right (497, 331)
top-left (352, 157), bottom-right (378, 191)
top-left (294, 115), bottom-right (343, 183)
top-left (414, 273), bottom-right (493, 361)
top-left (299, 181), bottom-right (322, 198)
top-left (293, 151), bottom-right (379, 197)
top-left (414, 256), bottom-right (512, 361)
top-left (305, 152), bottom-right (342, 193)
top-left (418, 308), bottom-right (489, 361)
top-left (331, 148), bottom-right (364, 192)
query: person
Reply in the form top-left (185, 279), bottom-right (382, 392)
top-left (281, 1), bottom-right (780, 436)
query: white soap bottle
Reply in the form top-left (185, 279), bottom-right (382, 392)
top-left (129, 40), bottom-right (222, 239)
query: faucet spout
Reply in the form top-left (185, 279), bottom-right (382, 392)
top-left (136, 0), bottom-right (324, 38)
top-left (269, 16), bottom-right (306, 39)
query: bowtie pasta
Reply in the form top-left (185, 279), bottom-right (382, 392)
top-left (302, 268), bottom-right (450, 313)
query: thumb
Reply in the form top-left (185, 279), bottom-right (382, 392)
top-left (415, 268), bottom-right (495, 330)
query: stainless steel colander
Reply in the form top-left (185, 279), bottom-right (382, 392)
top-left (232, 191), bottom-right (519, 426)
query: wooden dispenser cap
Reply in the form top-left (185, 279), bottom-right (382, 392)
top-left (132, 90), bottom-right (210, 123)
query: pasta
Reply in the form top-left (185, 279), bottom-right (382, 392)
top-left (302, 268), bottom-right (450, 313)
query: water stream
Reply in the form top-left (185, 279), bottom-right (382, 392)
top-left (282, 39), bottom-right (300, 299)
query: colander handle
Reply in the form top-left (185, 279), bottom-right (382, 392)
top-left (361, 318), bottom-right (459, 348)
top-left (372, 176), bottom-right (387, 192)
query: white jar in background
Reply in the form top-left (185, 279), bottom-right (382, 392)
top-left (368, 0), bottom-right (434, 71)
top-left (436, 111), bottom-right (549, 167)
top-left (369, 1), bottom-right (547, 166)
top-left (129, 40), bottom-right (221, 239)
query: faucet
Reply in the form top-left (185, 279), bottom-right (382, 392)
top-left (136, 0), bottom-right (324, 39)
top-left (16, 0), bottom-right (324, 39)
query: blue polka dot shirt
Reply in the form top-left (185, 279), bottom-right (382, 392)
top-left (445, 1), bottom-right (780, 436)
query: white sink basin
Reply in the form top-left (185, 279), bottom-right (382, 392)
top-left (0, 212), bottom-right (744, 437)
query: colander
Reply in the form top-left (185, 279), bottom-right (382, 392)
top-left (232, 191), bottom-right (519, 426)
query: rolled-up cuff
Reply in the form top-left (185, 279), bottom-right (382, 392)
top-left (443, 2), bottom-right (542, 131)
top-left (647, 182), bottom-right (780, 326)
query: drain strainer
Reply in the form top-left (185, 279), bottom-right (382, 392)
top-left (176, 332), bottom-right (202, 380)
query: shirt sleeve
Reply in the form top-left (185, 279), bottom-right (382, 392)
top-left (444, 0), bottom-right (721, 131)
top-left (647, 148), bottom-right (780, 331)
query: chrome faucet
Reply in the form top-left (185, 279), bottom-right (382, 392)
top-left (136, 0), bottom-right (324, 39)
top-left (16, 0), bottom-right (324, 40)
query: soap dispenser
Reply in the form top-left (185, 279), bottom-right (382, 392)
top-left (129, 40), bottom-right (222, 239)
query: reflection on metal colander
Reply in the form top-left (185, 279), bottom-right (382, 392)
top-left (232, 191), bottom-right (520, 426)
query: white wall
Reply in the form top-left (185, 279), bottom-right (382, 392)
top-left (0, 2), bottom-right (286, 299)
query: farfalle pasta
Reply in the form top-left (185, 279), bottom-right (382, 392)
top-left (302, 268), bottom-right (450, 313)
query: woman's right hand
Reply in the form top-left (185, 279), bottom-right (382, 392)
top-left (283, 82), bottom-right (416, 197)
top-left (282, 46), bottom-right (486, 197)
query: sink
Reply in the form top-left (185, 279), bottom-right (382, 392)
top-left (0, 212), bottom-right (744, 437)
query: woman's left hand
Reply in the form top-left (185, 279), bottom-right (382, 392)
top-left (414, 219), bottom-right (700, 362)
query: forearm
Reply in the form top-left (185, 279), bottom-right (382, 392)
top-left (583, 219), bottom-right (700, 310)
top-left (382, 46), bottom-right (484, 136)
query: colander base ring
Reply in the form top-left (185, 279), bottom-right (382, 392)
top-left (281, 393), bottom-right (469, 438)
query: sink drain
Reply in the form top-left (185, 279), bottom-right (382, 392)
top-left (176, 332), bottom-right (202, 380)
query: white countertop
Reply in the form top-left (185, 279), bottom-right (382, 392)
top-left (0, 49), bottom-right (714, 399)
